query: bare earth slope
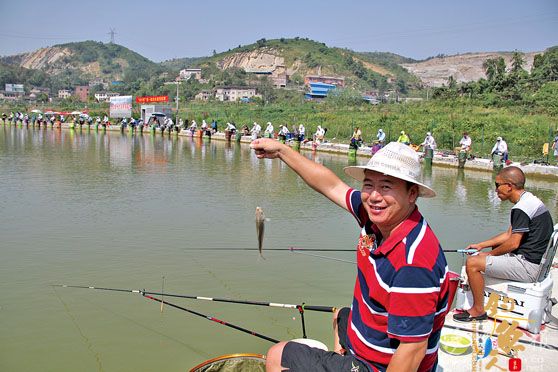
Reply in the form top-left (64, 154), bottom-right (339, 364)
top-left (401, 51), bottom-right (540, 87)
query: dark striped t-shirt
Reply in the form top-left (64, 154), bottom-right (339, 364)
top-left (345, 188), bottom-right (449, 372)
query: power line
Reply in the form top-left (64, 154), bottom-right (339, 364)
top-left (108, 28), bottom-right (116, 44)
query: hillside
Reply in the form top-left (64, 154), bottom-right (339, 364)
top-left (401, 51), bottom-right (540, 87)
top-left (193, 38), bottom-right (419, 90)
top-left (159, 57), bottom-right (207, 72)
top-left (0, 62), bottom-right (50, 90)
top-left (0, 39), bottom-right (551, 97)
top-left (0, 41), bottom-right (163, 91)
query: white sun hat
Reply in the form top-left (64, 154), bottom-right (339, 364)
top-left (344, 142), bottom-right (436, 198)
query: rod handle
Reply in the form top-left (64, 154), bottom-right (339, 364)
top-left (302, 305), bottom-right (337, 313)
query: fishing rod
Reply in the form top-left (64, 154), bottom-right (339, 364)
top-left (445, 249), bottom-right (478, 254)
top-left (184, 247), bottom-right (355, 252)
top-left (55, 285), bottom-right (337, 313)
top-left (55, 284), bottom-right (337, 340)
top-left (54, 285), bottom-right (279, 344)
top-left (443, 324), bottom-right (558, 352)
top-left (184, 246), bottom-right (475, 253)
top-left (142, 294), bottom-right (279, 343)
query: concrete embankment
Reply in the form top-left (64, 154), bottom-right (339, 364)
top-left (52, 123), bottom-right (558, 180)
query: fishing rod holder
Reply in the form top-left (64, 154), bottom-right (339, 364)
top-left (297, 304), bottom-right (307, 339)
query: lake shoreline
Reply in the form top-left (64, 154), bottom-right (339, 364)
top-left (10, 122), bottom-right (558, 180)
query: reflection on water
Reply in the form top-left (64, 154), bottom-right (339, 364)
top-left (0, 126), bottom-right (556, 371)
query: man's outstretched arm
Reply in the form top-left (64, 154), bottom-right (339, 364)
top-left (251, 139), bottom-right (351, 210)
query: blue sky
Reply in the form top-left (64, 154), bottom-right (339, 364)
top-left (0, 0), bottom-right (556, 62)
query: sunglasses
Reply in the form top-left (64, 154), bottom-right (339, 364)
top-left (494, 182), bottom-right (511, 189)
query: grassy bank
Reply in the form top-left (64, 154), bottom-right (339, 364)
top-left (178, 100), bottom-right (556, 160)
top-left (3, 100), bottom-right (556, 161)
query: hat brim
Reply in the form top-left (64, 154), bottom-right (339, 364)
top-left (344, 165), bottom-right (436, 198)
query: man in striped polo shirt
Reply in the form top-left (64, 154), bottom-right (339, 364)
top-left (454, 166), bottom-right (554, 322)
top-left (251, 140), bottom-right (449, 372)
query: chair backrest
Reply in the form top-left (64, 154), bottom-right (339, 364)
top-left (535, 223), bottom-right (558, 283)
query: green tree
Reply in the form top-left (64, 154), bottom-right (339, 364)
top-left (257, 76), bottom-right (277, 104)
top-left (396, 78), bottom-right (408, 94)
top-left (483, 58), bottom-right (497, 81)
top-left (447, 76), bottom-right (457, 90)
top-left (511, 51), bottom-right (524, 74)
top-left (532, 81), bottom-right (558, 115)
top-left (37, 93), bottom-right (49, 103)
top-left (325, 88), bottom-right (364, 107)
top-left (290, 73), bottom-right (304, 85)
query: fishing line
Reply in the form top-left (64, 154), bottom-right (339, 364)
top-left (51, 286), bottom-right (105, 372)
top-left (160, 275), bottom-right (165, 313)
top-left (291, 250), bottom-right (356, 264)
top-left (143, 294), bottom-right (280, 344)
top-left (78, 290), bottom-right (210, 356)
top-left (55, 285), bottom-right (283, 344)
top-left (54, 285), bottom-right (336, 313)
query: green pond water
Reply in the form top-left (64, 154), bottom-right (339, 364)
top-left (0, 126), bottom-right (556, 371)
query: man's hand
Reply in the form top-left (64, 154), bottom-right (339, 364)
top-left (250, 138), bottom-right (286, 159)
top-left (467, 243), bottom-right (484, 251)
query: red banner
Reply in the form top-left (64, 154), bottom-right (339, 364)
top-left (135, 95), bottom-right (169, 104)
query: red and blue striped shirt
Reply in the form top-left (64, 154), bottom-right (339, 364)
top-left (345, 188), bottom-right (450, 372)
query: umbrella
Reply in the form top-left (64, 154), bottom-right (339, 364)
top-left (151, 112), bottom-right (166, 117)
top-left (71, 111), bottom-right (82, 115)
top-left (31, 109), bottom-right (42, 114)
top-left (44, 111), bottom-right (55, 115)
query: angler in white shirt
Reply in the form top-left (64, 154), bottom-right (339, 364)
top-left (264, 122), bottom-right (274, 137)
top-left (298, 124), bottom-right (305, 141)
top-left (251, 122), bottom-right (262, 140)
top-left (491, 136), bottom-right (508, 161)
top-left (226, 122), bottom-right (237, 132)
top-left (421, 132), bottom-right (437, 150)
top-left (314, 125), bottom-right (325, 143)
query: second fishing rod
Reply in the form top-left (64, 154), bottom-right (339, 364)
top-left (183, 246), bottom-right (477, 253)
top-left (56, 284), bottom-right (336, 339)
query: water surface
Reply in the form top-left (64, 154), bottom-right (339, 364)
top-left (1, 126), bottom-right (556, 371)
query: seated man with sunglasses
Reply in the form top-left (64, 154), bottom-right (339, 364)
top-left (454, 166), bottom-right (554, 322)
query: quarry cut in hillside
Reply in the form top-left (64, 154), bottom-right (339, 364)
top-left (19, 47), bottom-right (73, 71)
top-left (218, 49), bottom-right (285, 72)
top-left (401, 51), bottom-right (539, 87)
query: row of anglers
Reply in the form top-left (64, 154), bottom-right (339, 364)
top-left (2, 112), bottom-right (326, 143)
top-left (219, 122), bottom-right (326, 143)
top-left (354, 127), bottom-right (511, 160)
top-left (3, 111), bottom-right (111, 127)
top-left (1, 111), bottom-right (179, 133)
top-left (139, 119), bottom-right (328, 144)
top-left (3, 111), bottom-right (512, 159)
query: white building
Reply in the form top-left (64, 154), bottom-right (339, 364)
top-left (195, 90), bottom-right (213, 101)
top-left (179, 68), bottom-right (202, 81)
top-left (215, 86), bottom-right (259, 102)
top-left (94, 92), bottom-right (120, 102)
top-left (88, 78), bottom-right (108, 89)
top-left (58, 89), bottom-right (72, 99)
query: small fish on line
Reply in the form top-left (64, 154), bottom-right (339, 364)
top-left (255, 207), bottom-right (265, 258)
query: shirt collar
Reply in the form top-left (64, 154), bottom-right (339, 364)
top-left (372, 206), bottom-right (422, 256)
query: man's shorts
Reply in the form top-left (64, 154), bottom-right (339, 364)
top-left (281, 307), bottom-right (372, 372)
top-left (485, 253), bottom-right (539, 282)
